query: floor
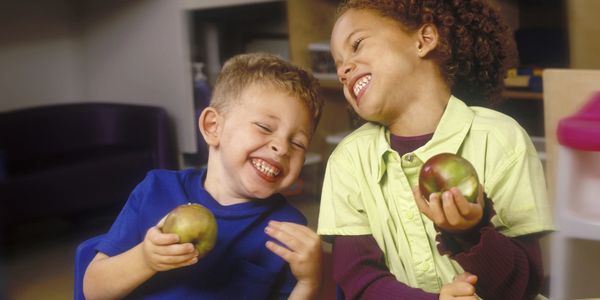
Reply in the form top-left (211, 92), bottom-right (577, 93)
top-left (2, 195), bottom-right (329, 300)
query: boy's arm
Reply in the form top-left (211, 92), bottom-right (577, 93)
top-left (83, 225), bottom-right (198, 300)
top-left (83, 244), bottom-right (155, 300)
top-left (265, 221), bottom-right (322, 300)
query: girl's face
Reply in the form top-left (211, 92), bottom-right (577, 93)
top-left (330, 8), bottom-right (422, 125)
top-left (207, 84), bottom-right (311, 203)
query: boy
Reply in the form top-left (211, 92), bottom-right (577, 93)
top-left (83, 53), bottom-right (325, 300)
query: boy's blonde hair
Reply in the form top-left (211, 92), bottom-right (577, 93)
top-left (211, 53), bottom-right (324, 130)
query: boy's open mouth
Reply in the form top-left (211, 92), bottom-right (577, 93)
top-left (251, 158), bottom-right (281, 178)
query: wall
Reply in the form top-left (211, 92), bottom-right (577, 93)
top-left (0, 0), bottom-right (84, 110)
top-left (568, 0), bottom-right (600, 69)
top-left (0, 0), bottom-right (197, 155)
top-left (79, 0), bottom-right (196, 153)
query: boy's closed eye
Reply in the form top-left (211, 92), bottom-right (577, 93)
top-left (291, 140), bottom-right (307, 151)
top-left (254, 122), bottom-right (273, 133)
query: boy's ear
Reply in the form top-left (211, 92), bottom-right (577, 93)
top-left (415, 23), bottom-right (439, 58)
top-left (198, 107), bottom-right (222, 147)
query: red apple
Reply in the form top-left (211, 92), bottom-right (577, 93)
top-left (162, 203), bottom-right (218, 257)
top-left (418, 153), bottom-right (480, 203)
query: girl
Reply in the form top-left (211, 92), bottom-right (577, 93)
top-left (317, 1), bottom-right (553, 299)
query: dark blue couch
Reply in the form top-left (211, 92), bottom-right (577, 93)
top-left (0, 102), bottom-right (178, 242)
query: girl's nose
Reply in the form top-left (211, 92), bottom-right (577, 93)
top-left (337, 62), bottom-right (355, 82)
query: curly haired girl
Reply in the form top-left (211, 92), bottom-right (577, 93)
top-left (317, 1), bottom-right (553, 299)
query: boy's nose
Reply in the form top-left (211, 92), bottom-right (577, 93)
top-left (270, 141), bottom-right (289, 156)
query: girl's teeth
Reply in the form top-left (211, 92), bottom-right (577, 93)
top-left (353, 75), bottom-right (372, 96)
top-left (252, 159), bottom-right (280, 177)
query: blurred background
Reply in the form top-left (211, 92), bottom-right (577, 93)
top-left (1, 0), bottom-right (599, 299)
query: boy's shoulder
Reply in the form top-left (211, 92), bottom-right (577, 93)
top-left (143, 168), bottom-right (200, 182)
top-left (265, 194), bottom-right (307, 225)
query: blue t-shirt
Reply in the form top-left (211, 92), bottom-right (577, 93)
top-left (96, 168), bottom-right (307, 300)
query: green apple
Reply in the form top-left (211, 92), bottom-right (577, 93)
top-left (162, 203), bottom-right (217, 257)
top-left (418, 153), bottom-right (480, 203)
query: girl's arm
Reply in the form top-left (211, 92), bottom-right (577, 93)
top-left (437, 208), bottom-right (545, 300)
top-left (451, 229), bottom-right (544, 300)
top-left (83, 225), bottom-right (198, 300)
top-left (333, 235), bottom-right (438, 300)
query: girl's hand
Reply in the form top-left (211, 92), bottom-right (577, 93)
top-left (414, 184), bottom-right (484, 233)
top-left (439, 272), bottom-right (478, 300)
top-left (265, 221), bottom-right (322, 290)
top-left (141, 217), bottom-right (199, 272)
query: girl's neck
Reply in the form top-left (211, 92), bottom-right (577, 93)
top-left (388, 86), bottom-right (450, 136)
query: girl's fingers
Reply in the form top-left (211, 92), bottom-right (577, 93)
top-left (441, 191), bottom-right (462, 226)
top-left (450, 188), bottom-right (476, 217)
top-left (427, 192), bottom-right (448, 225)
top-left (413, 186), bottom-right (432, 218)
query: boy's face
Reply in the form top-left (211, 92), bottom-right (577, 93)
top-left (330, 8), bottom-right (423, 126)
top-left (207, 83), bottom-right (312, 202)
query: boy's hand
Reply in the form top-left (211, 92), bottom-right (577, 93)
top-left (141, 217), bottom-right (199, 272)
top-left (414, 185), bottom-right (484, 233)
top-left (265, 221), bottom-right (322, 291)
top-left (440, 272), bottom-right (478, 300)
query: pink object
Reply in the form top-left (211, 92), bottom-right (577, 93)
top-left (557, 91), bottom-right (600, 151)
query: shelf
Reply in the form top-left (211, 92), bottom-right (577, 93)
top-left (183, 0), bottom-right (283, 10)
top-left (502, 89), bottom-right (543, 100)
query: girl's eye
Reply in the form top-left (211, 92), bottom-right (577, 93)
top-left (352, 37), bottom-right (364, 51)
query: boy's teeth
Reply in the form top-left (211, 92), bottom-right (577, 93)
top-left (251, 159), bottom-right (281, 177)
top-left (353, 75), bottom-right (371, 96)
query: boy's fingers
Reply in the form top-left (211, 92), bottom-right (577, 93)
top-left (155, 243), bottom-right (196, 256)
top-left (156, 215), bottom-right (168, 228)
top-left (149, 227), bottom-right (180, 245)
top-left (265, 225), bottom-right (301, 251)
top-left (266, 240), bottom-right (294, 262)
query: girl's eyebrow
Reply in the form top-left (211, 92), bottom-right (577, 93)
top-left (333, 29), bottom-right (365, 65)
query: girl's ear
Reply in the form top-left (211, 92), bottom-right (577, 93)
top-left (198, 107), bottom-right (222, 147)
top-left (416, 23), bottom-right (439, 58)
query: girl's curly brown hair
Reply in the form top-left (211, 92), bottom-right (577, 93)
top-left (337, 0), bottom-right (517, 106)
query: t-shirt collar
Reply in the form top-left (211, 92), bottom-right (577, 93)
top-left (375, 95), bottom-right (475, 182)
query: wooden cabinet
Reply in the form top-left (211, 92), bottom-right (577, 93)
top-left (287, 0), bottom-right (352, 160)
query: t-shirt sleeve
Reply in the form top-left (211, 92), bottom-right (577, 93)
top-left (317, 148), bottom-right (372, 238)
top-left (95, 175), bottom-right (150, 256)
top-left (485, 134), bottom-right (554, 237)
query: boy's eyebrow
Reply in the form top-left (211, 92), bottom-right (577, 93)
top-left (264, 114), bottom-right (311, 139)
